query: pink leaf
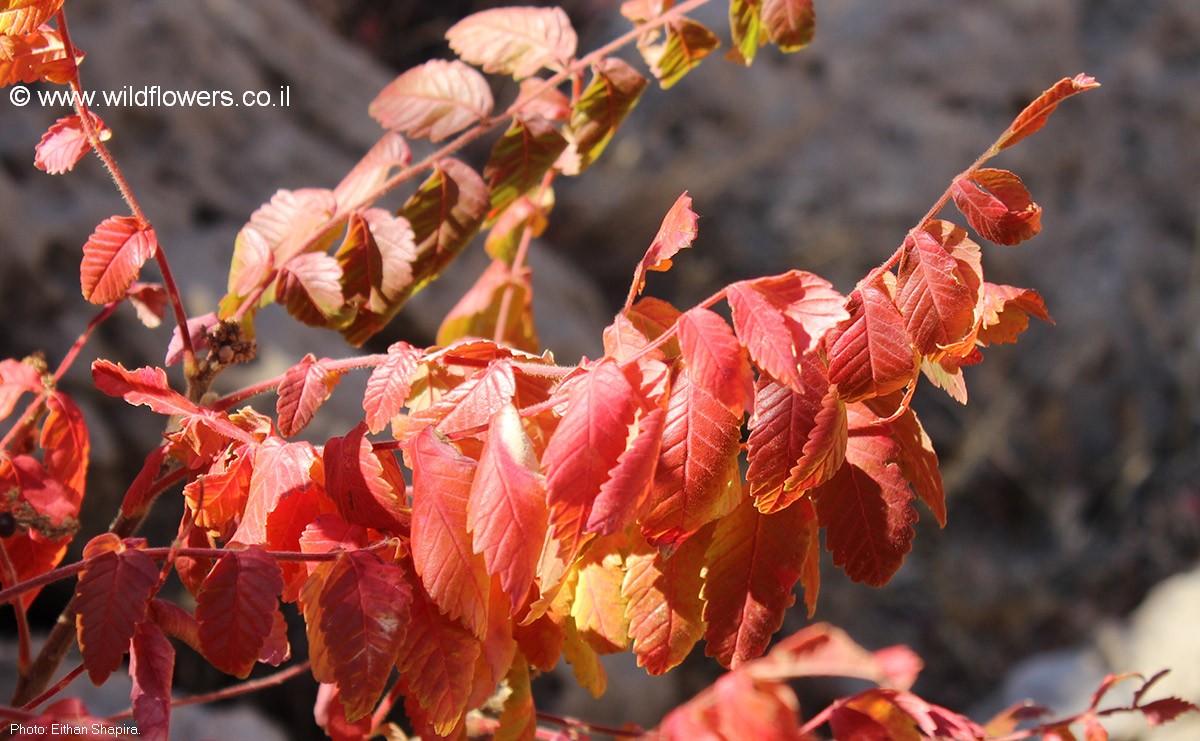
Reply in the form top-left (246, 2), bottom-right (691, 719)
top-left (363, 341), bottom-right (420, 434)
top-left (370, 59), bottom-right (494, 142)
top-left (333, 132), bottom-right (411, 211)
top-left (276, 251), bottom-right (345, 327)
top-left (34, 111), bottom-right (111, 175)
top-left (79, 216), bottom-right (158, 304)
top-left (446, 6), bottom-right (578, 80)
top-left (276, 354), bottom-right (345, 437)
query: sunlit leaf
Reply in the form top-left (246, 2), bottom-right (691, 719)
top-left (276, 354), bottom-right (344, 437)
top-left (80, 216), bottom-right (157, 305)
top-left (370, 59), bottom-right (494, 142)
top-left (993, 73), bottom-right (1100, 153)
top-left (34, 112), bottom-right (111, 175)
top-left (447, 6), bottom-right (578, 80)
top-left (561, 57), bottom-right (647, 175)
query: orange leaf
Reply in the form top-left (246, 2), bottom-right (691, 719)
top-left (183, 445), bottom-right (252, 537)
top-left (263, 482), bottom-right (336, 602)
top-left (995, 73), bottom-right (1099, 152)
top-left (40, 391), bottom-right (89, 498)
top-left (410, 427), bottom-right (491, 638)
top-left (34, 112), bottom-right (111, 175)
top-left (469, 405), bottom-right (549, 613)
top-left (587, 387), bottom-right (667, 535)
top-left (276, 354), bottom-right (344, 437)
top-left (976, 282), bottom-right (1053, 346)
top-left (79, 216), bottom-right (157, 304)
top-left (702, 498), bottom-right (814, 668)
top-left (74, 543), bottom-right (159, 684)
top-left (0, 0), bottom-right (64, 35)
top-left (0, 25), bottom-right (80, 86)
top-left (622, 526), bottom-right (708, 675)
top-left (196, 546), bottom-right (283, 678)
top-left (571, 548), bottom-right (630, 654)
top-left (370, 59), bottom-right (494, 142)
top-left (446, 6), bottom-right (577, 80)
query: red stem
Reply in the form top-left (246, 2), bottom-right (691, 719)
top-left (0, 541), bottom-right (33, 676)
top-left (105, 661), bottom-right (312, 722)
top-left (21, 662), bottom-right (85, 712)
top-left (54, 9), bottom-right (196, 374)
top-left (210, 353), bottom-right (387, 411)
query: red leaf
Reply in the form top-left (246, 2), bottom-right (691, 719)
top-left (92, 360), bottom-right (197, 418)
top-left (628, 192), bottom-right (698, 303)
top-left (1139, 697), bottom-right (1200, 727)
top-left (811, 408), bottom-right (921, 586)
top-left (656, 664), bottom-right (802, 740)
top-left (120, 445), bottom-right (167, 520)
top-left (323, 422), bottom-right (408, 533)
top-left (276, 354), bottom-right (345, 437)
top-left (877, 403), bottom-right (946, 527)
top-left (34, 111), bottom-right (111, 175)
top-left (468, 405), bottom-right (549, 613)
top-left (976, 282), bottom-right (1053, 346)
top-left (641, 371), bottom-right (742, 548)
top-left (299, 514), bottom-right (369, 578)
top-left (40, 391), bottom-right (89, 498)
top-left (951, 168), bottom-right (1042, 246)
top-left (231, 439), bottom-right (319, 545)
top-left (196, 546), bottom-right (284, 678)
top-left (312, 551), bottom-right (411, 722)
top-left (761, 0), bottom-right (815, 52)
top-left (410, 427), bottom-right (491, 638)
top-left (676, 306), bottom-right (754, 417)
top-left (895, 225), bottom-right (979, 356)
top-left (727, 269), bottom-right (847, 389)
top-left (587, 397), bottom-right (667, 535)
top-left (543, 359), bottom-right (639, 549)
top-left (79, 216), bottom-right (158, 304)
top-left (129, 620), bottom-right (174, 741)
top-left (264, 482), bottom-right (336, 602)
top-left (6, 453), bottom-right (76, 527)
top-left (0, 1), bottom-right (65, 36)
top-left (0, 25), bottom-right (80, 86)
top-left (446, 6), bottom-right (578, 80)
top-left (333, 131), bottom-right (411, 211)
top-left (702, 498), bottom-right (814, 668)
top-left (396, 582), bottom-right (482, 735)
top-left (825, 279), bottom-right (918, 402)
top-left (370, 59), bottom-right (494, 142)
top-left (74, 543), bottom-right (159, 684)
top-left (746, 623), bottom-right (922, 691)
top-left (623, 526), bottom-right (709, 674)
top-left (995, 74), bottom-right (1100, 152)
top-left (363, 341), bottom-right (420, 433)
top-left (746, 362), bottom-right (847, 514)
top-left (276, 251), bottom-right (345, 327)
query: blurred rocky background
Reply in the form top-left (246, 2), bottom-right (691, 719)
top-left (2, 0), bottom-right (1198, 737)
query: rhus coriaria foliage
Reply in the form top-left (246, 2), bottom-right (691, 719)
top-left (1, 0), bottom-right (1196, 739)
